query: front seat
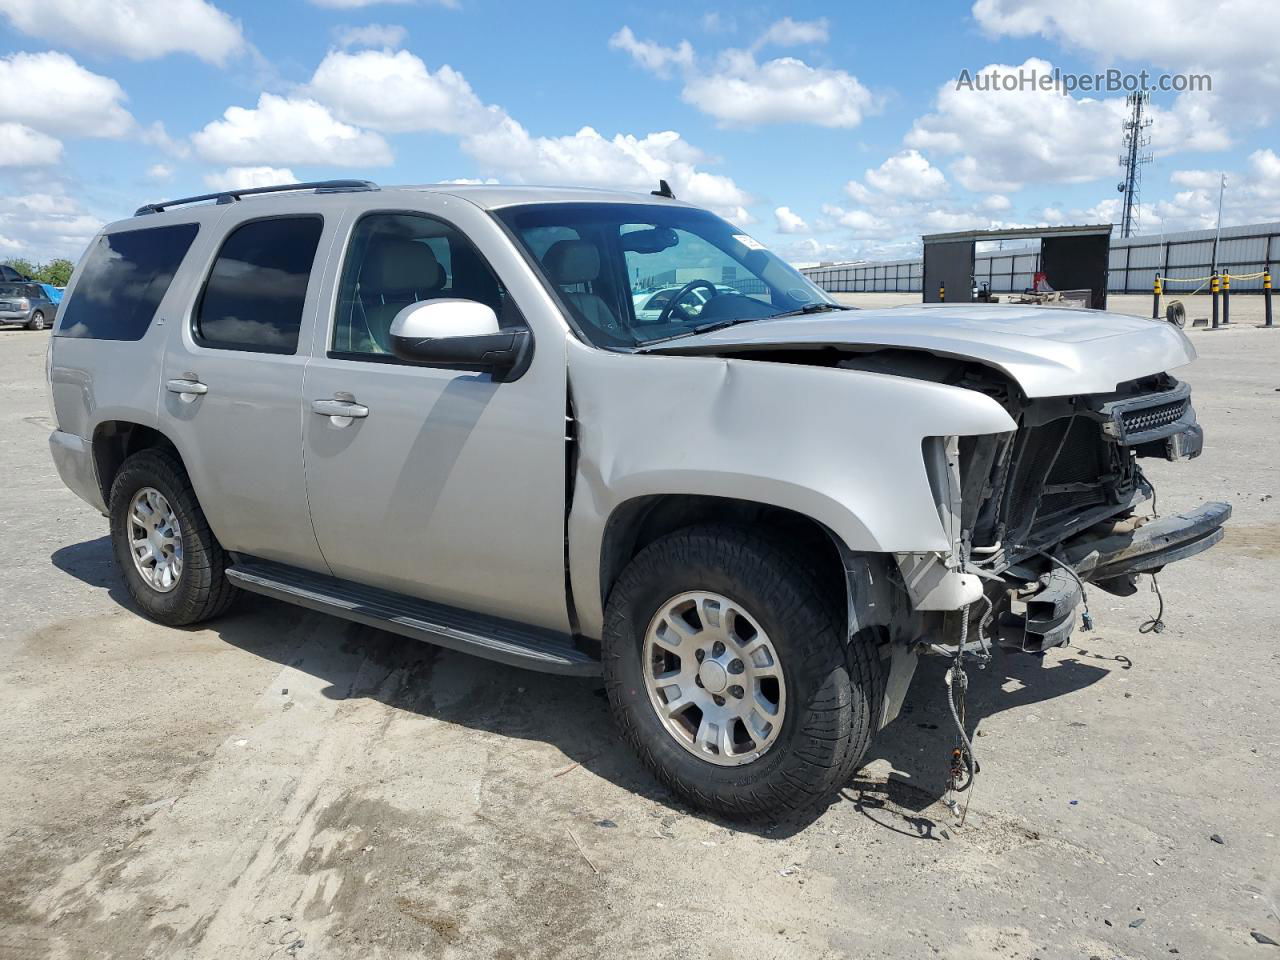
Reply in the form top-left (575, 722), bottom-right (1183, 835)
top-left (356, 237), bottom-right (445, 353)
top-left (541, 239), bottom-right (626, 340)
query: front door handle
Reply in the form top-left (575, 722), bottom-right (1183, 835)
top-left (166, 377), bottom-right (208, 402)
top-left (311, 397), bottom-right (370, 419)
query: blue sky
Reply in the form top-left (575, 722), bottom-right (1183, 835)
top-left (1, 0), bottom-right (1276, 265)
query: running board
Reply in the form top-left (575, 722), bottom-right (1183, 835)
top-left (225, 559), bottom-right (600, 677)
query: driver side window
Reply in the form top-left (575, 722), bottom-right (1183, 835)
top-left (332, 212), bottom-right (521, 360)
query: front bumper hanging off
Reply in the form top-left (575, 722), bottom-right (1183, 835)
top-left (997, 500), bottom-right (1231, 652)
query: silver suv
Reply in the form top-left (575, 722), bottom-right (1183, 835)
top-left (47, 180), bottom-right (1228, 816)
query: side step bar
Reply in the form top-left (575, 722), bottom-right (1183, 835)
top-left (225, 559), bottom-right (601, 677)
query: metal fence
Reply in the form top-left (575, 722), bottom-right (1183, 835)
top-left (801, 221), bottom-right (1280, 294)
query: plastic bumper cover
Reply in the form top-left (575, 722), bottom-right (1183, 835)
top-left (49, 430), bottom-right (106, 514)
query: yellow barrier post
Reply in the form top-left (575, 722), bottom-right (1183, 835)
top-left (1211, 273), bottom-right (1220, 328)
top-left (939, 281), bottom-right (945, 302)
top-left (1152, 276), bottom-right (1162, 319)
top-left (1265, 270), bottom-right (1273, 328)
top-left (1222, 272), bottom-right (1231, 325)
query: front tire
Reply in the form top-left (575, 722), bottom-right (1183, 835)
top-left (109, 448), bottom-right (235, 626)
top-left (603, 525), bottom-right (878, 817)
top-left (27, 311), bottom-right (45, 331)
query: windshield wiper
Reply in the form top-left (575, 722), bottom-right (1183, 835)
top-left (766, 302), bottom-right (848, 320)
top-left (638, 303), bottom-right (848, 349)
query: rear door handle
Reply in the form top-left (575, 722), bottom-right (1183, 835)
top-left (311, 397), bottom-right (370, 419)
top-left (166, 377), bottom-right (208, 400)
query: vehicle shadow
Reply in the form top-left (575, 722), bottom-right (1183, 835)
top-left (840, 648), bottom-right (1116, 841)
top-left (51, 537), bottom-right (1119, 841)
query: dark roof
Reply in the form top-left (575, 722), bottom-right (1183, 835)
top-left (922, 223), bottom-right (1113, 244)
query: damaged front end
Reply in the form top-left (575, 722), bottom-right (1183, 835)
top-left (929, 372), bottom-right (1228, 654)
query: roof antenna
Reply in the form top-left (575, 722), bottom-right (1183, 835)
top-left (651, 179), bottom-right (676, 199)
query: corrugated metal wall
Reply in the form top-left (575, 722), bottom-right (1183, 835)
top-left (802, 221), bottom-right (1280, 294)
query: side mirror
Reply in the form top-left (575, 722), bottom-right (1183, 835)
top-left (389, 299), bottom-right (532, 381)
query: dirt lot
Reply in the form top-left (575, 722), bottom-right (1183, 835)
top-left (1, 314), bottom-right (1277, 960)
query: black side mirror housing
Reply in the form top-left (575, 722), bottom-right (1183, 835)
top-left (390, 329), bottom-right (533, 382)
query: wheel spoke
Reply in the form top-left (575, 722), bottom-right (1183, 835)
top-left (642, 590), bottom-right (785, 767)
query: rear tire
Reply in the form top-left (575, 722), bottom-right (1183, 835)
top-left (109, 448), bottom-right (235, 626)
top-left (26, 311), bottom-right (45, 331)
top-left (603, 524), bottom-right (878, 818)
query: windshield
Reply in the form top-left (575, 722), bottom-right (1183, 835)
top-left (496, 203), bottom-right (837, 347)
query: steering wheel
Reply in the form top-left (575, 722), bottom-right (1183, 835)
top-left (656, 279), bottom-right (719, 324)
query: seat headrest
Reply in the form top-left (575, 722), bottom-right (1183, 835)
top-left (363, 237), bottom-right (442, 291)
top-left (543, 239), bottom-right (600, 286)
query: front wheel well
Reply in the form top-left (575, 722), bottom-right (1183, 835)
top-left (92, 421), bottom-right (180, 506)
top-left (599, 495), bottom-right (847, 619)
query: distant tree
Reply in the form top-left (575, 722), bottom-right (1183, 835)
top-left (1, 257), bottom-right (36, 279)
top-left (34, 259), bottom-right (74, 287)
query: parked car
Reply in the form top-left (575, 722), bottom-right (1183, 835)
top-left (46, 180), bottom-right (1228, 817)
top-left (0, 280), bottom-right (58, 329)
top-left (0, 263), bottom-right (29, 282)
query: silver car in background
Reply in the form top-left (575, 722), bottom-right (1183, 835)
top-left (0, 280), bottom-right (58, 330)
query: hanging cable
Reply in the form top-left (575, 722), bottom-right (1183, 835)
top-left (1139, 574), bottom-right (1167, 634)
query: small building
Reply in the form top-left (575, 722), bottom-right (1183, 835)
top-left (922, 224), bottom-right (1113, 309)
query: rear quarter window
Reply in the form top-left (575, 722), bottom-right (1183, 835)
top-left (58, 223), bottom-right (200, 340)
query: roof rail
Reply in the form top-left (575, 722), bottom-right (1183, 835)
top-left (134, 179), bottom-right (379, 216)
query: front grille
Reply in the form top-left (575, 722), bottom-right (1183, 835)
top-left (1122, 398), bottom-right (1188, 435)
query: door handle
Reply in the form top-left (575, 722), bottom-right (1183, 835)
top-left (311, 397), bottom-right (370, 419)
top-left (165, 377), bottom-right (208, 401)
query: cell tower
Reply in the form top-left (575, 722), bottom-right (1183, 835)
top-left (1117, 90), bottom-right (1152, 238)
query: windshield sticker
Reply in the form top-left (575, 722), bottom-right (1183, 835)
top-left (733, 234), bottom-right (765, 251)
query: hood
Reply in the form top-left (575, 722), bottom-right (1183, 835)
top-left (639, 304), bottom-right (1197, 398)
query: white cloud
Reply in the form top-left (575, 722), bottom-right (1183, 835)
top-left (0, 52), bottom-right (135, 139)
top-left (204, 166), bottom-right (298, 190)
top-left (0, 123), bottom-right (61, 167)
top-left (981, 193), bottom-right (1012, 212)
top-left (463, 119), bottom-right (752, 221)
top-left (684, 50), bottom-right (874, 128)
top-left (609, 25), bottom-right (875, 130)
top-left (774, 206), bottom-right (809, 234)
top-left (332, 23), bottom-right (408, 48)
top-left (1153, 149), bottom-right (1280, 231)
top-left (609, 27), bottom-right (694, 77)
top-left (971, 0), bottom-right (1275, 123)
top-left (0, 0), bottom-right (244, 65)
top-left (755, 17), bottom-right (828, 48)
top-left (145, 162), bottom-right (175, 181)
top-left (906, 57), bottom-right (1225, 193)
top-left (307, 49), bottom-right (497, 134)
top-left (192, 93), bottom-right (393, 166)
top-left (0, 187), bottom-right (102, 259)
top-left (863, 149), bottom-right (947, 198)
top-left (298, 48), bottom-right (753, 220)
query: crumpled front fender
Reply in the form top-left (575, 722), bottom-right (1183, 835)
top-left (566, 344), bottom-right (1017, 637)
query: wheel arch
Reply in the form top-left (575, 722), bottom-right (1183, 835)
top-left (597, 494), bottom-right (848, 628)
top-left (91, 420), bottom-right (182, 507)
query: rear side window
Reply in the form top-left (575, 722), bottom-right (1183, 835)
top-left (195, 216), bottom-right (323, 354)
top-left (58, 223), bottom-right (199, 340)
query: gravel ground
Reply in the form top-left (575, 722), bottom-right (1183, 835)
top-left (0, 316), bottom-right (1277, 960)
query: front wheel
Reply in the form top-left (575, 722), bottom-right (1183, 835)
top-left (27, 311), bottom-right (45, 331)
top-left (108, 448), bottom-right (235, 626)
top-left (603, 525), bottom-right (879, 817)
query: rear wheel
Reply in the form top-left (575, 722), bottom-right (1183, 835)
top-left (26, 311), bottom-right (45, 331)
top-left (603, 525), bottom-right (878, 817)
top-left (109, 448), bottom-right (235, 626)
